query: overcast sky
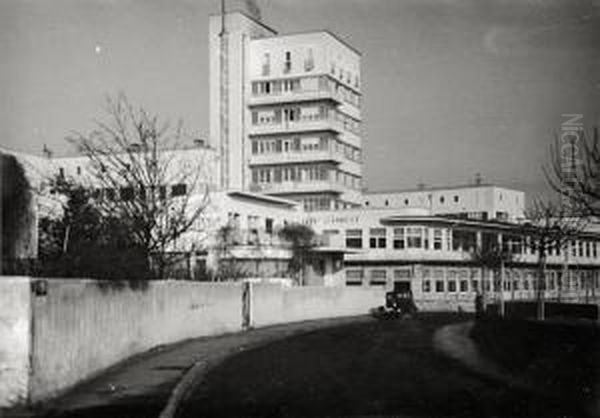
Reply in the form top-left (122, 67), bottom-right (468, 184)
top-left (1, 0), bottom-right (599, 198)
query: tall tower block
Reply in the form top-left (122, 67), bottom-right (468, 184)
top-left (209, 12), bottom-right (276, 191)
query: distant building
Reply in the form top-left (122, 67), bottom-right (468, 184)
top-left (209, 12), bottom-right (363, 211)
top-left (302, 208), bottom-right (600, 311)
top-left (362, 183), bottom-right (526, 222)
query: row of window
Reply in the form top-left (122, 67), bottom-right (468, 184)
top-left (259, 49), bottom-right (360, 90)
top-left (345, 268), bottom-right (600, 292)
top-left (251, 106), bottom-right (361, 135)
top-left (251, 76), bottom-right (361, 108)
top-left (251, 166), bottom-right (362, 190)
top-left (80, 183), bottom-right (187, 201)
top-left (342, 226), bottom-right (600, 259)
top-left (301, 197), bottom-right (358, 212)
top-left (250, 136), bottom-right (362, 162)
top-left (345, 227), bottom-right (445, 250)
top-left (227, 212), bottom-right (276, 236)
top-left (261, 49), bottom-right (315, 76)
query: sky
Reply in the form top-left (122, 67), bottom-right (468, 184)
top-left (1, 0), bottom-right (599, 199)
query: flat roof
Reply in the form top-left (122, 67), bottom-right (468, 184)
top-left (364, 183), bottom-right (523, 195)
top-left (227, 190), bottom-right (298, 208)
top-left (255, 30), bottom-right (361, 56)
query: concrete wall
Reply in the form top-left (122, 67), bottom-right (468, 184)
top-left (29, 280), bottom-right (243, 403)
top-left (250, 284), bottom-right (384, 327)
top-left (0, 277), bottom-right (31, 407)
top-left (0, 277), bottom-right (384, 407)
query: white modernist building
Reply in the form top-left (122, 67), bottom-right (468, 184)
top-left (3, 9), bottom-right (600, 312)
top-left (210, 11), bottom-right (363, 211)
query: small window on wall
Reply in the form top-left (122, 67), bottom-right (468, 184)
top-left (448, 280), bottom-right (457, 293)
top-left (369, 228), bottom-right (387, 249)
top-left (435, 280), bottom-right (444, 293)
top-left (345, 229), bottom-right (363, 248)
top-left (370, 270), bottom-right (387, 286)
top-left (459, 280), bottom-right (468, 292)
top-left (422, 280), bottom-right (431, 292)
top-left (284, 51), bottom-right (292, 73)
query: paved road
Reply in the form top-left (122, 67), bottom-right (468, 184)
top-left (24, 316), bottom-right (372, 418)
top-left (175, 313), bottom-right (590, 418)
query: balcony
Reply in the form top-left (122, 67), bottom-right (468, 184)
top-left (249, 149), bottom-right (342, 166)
top-left (249, 180), bottom-right (348, 195)
top-left (248, 89), bottom-right (343, 107)
top-left (249, 118), bottom-right (343, 136)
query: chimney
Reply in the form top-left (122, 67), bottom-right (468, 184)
top-left (474, 173), bottom-right (482, 186)
top-left (417, 182), bottom-right (425, 191)
top-left (193, 138), bottom-right (206, 148)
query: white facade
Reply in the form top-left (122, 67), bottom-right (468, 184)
top-left (363, 184), bottom-right (526, 222)
top-left (209, 12), bottom-right (363, 211)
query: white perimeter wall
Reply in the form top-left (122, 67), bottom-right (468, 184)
top-left (0, 278), bottom-right (384, 407)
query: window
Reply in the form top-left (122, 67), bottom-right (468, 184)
top-left (460, 280), bottom-right (468, 292)
top-left (159, 186), bottom-right (167, 200)
top-left (262, 53), bottom-right (270, 76)
top-left (345, 229), bottom-right (362, 248)
top-left (585, 241), bottom-right (591, 258)
top-left (454, 195), bottom-right (459, 203)
top-left (435, 280), bottom-right (444, 293)
top-left (406, 227), bottom-right (423, 249)
top-left (422, 280), bottom-right (431, 292)
top-left (440, 196), bottom-right (445, 204)
top-left (369, 228), bottom-right (386, 249)
top-left (370, 270), bottom-right (387, 286)
top-left (172, 184), bottom-right (187, 197)
top-left (304, 48), bottom-right (314, 71)
top-left (394, 269), bottom-right (411, 279)
top-left (346, 269), bottom-right (363, 286)
top-left (265, 218), bottom-right (273, 234)
top-left (433, 229), bottom-right (443, 250)
top-left (448, 280), bottom-right (457, 293)
top-left (76, 166), bottom-right (81, 175)
top-left (284, 51), bottom-right (291, 73)
top-left (393, 228), bottom-right (405, 249)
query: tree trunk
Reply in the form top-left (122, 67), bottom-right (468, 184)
top-left (537, 251), bottom-right (546, 320)
top-left (499, 260), bottom-right (505, 317)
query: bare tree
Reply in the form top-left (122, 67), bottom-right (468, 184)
top-left (67, 94), bottom-right (211, 279)
top-left (547, 126), bottom-right (599, 217)
top-left (471, 242), bottom-right (513, 317)
top-left (520, 198), bottom-right (586, 320)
